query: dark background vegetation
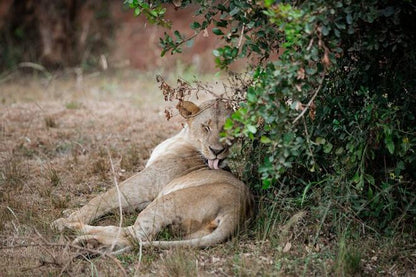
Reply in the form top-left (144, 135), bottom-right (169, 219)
top-left (0, 0), bottom-right (222, 71)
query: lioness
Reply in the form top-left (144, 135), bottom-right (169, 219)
top-left (52, 99), bottom-right (253, 252)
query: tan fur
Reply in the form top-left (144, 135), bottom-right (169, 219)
top-left (52, 99), bottom-right (253, 253)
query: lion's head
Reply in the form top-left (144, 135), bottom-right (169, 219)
top-left (177, 99), bottom-right (232, 169)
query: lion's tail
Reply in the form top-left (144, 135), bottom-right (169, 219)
top-left (142, 214), bottom-right (237, 249)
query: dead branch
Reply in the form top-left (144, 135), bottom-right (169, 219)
top-left (292, 80), bottom-right (323, 124)
top-left (156, 72), bottom-right (253, 120)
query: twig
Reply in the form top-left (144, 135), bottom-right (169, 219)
top-left (6, 206), bottom-right (20, 233)
top-left (58, 253), bottom-right (74, 277)
top-left (393, 195), bottom-right (416, 232)
top-left (292, 80), bottom-right (323, 124)
top-left (170, 32), bottom-right (199, 53)
top-left (237, 24), bottom-right (245, 49)
top-left (106, 148), bottom-right (124, 253)
top-left (34, 228), bottom-right (60, 266)
top-left (302, 117), bottom-right (316, 167)
top-left (0, 241), bottom-right (128, 276)
top-left (72, 245), bottom-right (127, 277)
top-left (21, 259), bottom-right (62, 272)
top-left (306, 38), bottom-right (314, 51)
top-left (0, 70), bottom-right (16, 84)
top-left (137, 236), bottom-right (143, 270)
top-left (303, 200), bottom-right (331, 274)
top-left (18, 62), bottom-right (51, 79)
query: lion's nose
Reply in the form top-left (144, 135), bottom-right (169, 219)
top-left (209, 146), bottom-right (225, 156)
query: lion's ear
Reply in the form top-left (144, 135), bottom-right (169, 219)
top-left (177, 101), bottom-right (200, 119)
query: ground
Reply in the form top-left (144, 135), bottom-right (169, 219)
top-left (1, 69), bottom-right (415, 276)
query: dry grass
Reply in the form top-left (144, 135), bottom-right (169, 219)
top-left (1, 70), bottom-right (415, 276)
top-left (0, 70), bottom-right (179, 275)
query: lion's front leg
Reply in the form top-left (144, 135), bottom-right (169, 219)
top-left (70, 197), bottom-right (177, 252)
top-left (52, 167), bottom-right (161, 231)
top-left (71, 191), bottom-right (190, 250)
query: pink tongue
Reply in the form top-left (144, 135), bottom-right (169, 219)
top-left (208, 159), bottom-right (220, 169)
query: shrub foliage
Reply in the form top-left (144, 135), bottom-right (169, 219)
top-left (127, 0), bottom-right (416, 230)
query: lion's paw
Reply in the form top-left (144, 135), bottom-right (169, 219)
top-left (73, 235), bottom-right (131, 254)
top-left (51, 218), bottom-right (69, 232)
top-left (51, 218), bottom-right (83, 232)
top-left (73, 235), bottom-right (103, 249)
top-left (62, 209), bottom-right (75, 217)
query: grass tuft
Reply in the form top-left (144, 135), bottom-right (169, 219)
top-left (44, 116), bottom-right (57, 128)
top-left (47, 167), bottom-right (61, 187)
top-left (161, 248), bottom-right (197, 277)
top-left (65, 101), bottom-right (83, 110)
top-left (120, 144), bottom-right (141, 172)
top-left (336, 234), bottom-right (362, 276)
top-left (0, 155), bottom-right (28, 189)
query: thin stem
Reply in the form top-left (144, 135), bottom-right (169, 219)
top-left (292, 80), bottom-right (323, 124)
top-left (107, 148), bottom-right (124, 253)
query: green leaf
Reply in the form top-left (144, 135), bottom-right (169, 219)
top-left (174, 30), bottom-right (182, 40)
top-left (264, 0), bottom-right (275, 8)
top-left (247, 90), bottom-right (256, 102)
top-left (191, 22), bottom-right (201, 30)
top-left (229, 7), bottom-right (240, 17)
top-left (346, 13), bottom-right (353, 25)
top-left (385, 135), bottom-right (395, 154)
top-left (367, 186), bottom-right (373, 199)
top-left (335, 147), bottom-right (344, 155)
top-left (321, 25), bottom-right (330, 36)
top-left (149, 9), bottom-right (158, 17)
top-left (141, 2), bottom-right (150, 9)
top-left (231, 47), bottom-right (238, 57)
top-left (315, 137), bottom-right (326, 145)
top-left (262, 178), bottom-right (271, 189)
top-left (216, 20), bottom-right (228, 27)
top-left (305, 66), bottom-right (317, 75)
top-left (305, 23), bottom-right (313, 34)
top-left (382, 6), bottom-right (395, 17)
top-left (365, 174), bottom-right (375, 185)
top-left (247, 125), bottom-right (257, 134)
top-left (212, 28), bottom-right (224, 35)
top-left (223, 118), bottom-right (234, 130)
top-left (159, 8), bottom-right (166, 15)
top-left (323, 142), bottom-right (333, 153)
top-left (186, 39), bottom-right (194, 48)
top-left (231, 110), bottom-right (243, 121)
top-left (301, 182), bottom-right (313, 206)
top-left (352, 172), bottom-right (360, 184)
top-left (261, 136), bottom-right (272, 144)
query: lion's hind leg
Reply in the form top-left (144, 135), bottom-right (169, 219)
top-left (182, 219), bottom-right (219, 239)
top-left (71, 223), bottom-right (135, 253)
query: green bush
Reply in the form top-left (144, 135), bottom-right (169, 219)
top-left (127, 0), bottom-right (416, 231)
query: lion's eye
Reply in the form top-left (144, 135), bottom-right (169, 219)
top-left (202, 124), bottom-right (210, 132)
